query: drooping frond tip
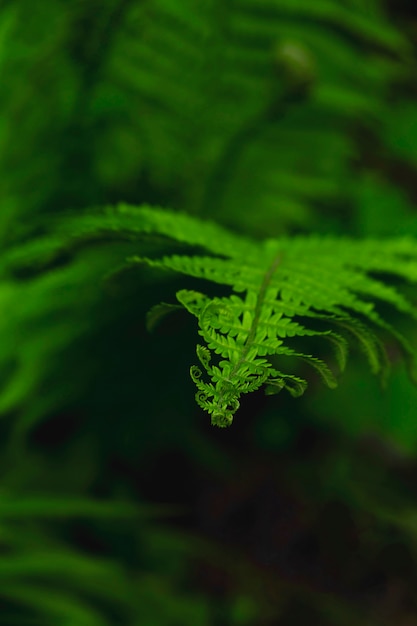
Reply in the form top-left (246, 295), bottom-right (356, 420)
top-left (40, 205), bottom-right (417, 427)
top-left (121, 207), bottom-right (417, 426)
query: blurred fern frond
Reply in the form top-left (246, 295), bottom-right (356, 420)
top-left (0, 0), bottom-right (410, 238)
top-left (0, 495), bottom-right (208, 626)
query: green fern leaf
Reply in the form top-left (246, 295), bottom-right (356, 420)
top-left (42, 204), bottom-right (417, 427)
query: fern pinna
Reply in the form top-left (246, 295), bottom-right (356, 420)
top-left (36, 205), bottom-right (417, 427)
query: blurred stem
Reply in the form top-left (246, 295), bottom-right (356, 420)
top-left (201, 94), bottom-right (304, 220)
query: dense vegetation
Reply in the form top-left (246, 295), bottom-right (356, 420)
top-left (1, 1), bottom-right (417, 624)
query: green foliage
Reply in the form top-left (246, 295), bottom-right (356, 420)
top-left (0, 0), bottom-right (411, 237)
top-left (1, 0), bottom-right (417, 624)
top-left (15, 204), bottom-right (416, 427)
top-left (0, 494), bottom-right (211, 626)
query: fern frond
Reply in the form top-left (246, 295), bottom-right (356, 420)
top-left (41, 204), bottom-right (417, 427)
top-left (0, 0), bottom-right (408, 240)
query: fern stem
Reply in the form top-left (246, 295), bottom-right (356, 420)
top-left (222, 251), bottom-right (282, 386)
